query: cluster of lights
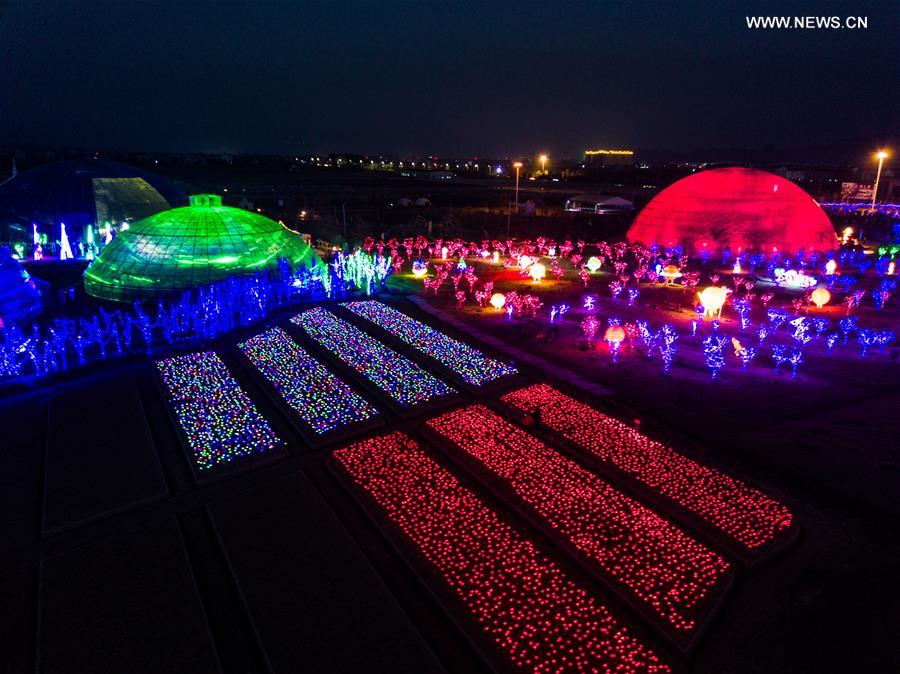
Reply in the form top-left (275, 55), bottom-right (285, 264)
top-left (1, 271), bottom-right (320, 383)
top-left (585, 149), bottom-right (635, 156)
top-left (291, 308), bottom-right (455, 407)
top-left (238, 327), bottom-right (378, 434)
top-left (341, 300), bottom-right (516, 386)
top-left (332, 250), bottom-right (393, 295)
top-left (774, 269), bottom-right (818, 288)
top-left (427, 405), bottom-right (729, 634)
top-left (156, 351), bottom-right (280, 470)
top-left (501, 384), bottom-right (794, 552)
top-left (333, 432), bottom-right (671, 673)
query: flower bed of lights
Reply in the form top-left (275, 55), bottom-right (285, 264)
top-left (340, 300), bottom-right (517, 386)
top-left (332, 431), bottom-right (671, 673)
top-left (290, 307), bottom-right (455, 408)
top-left (237, 326), bottom-right (379, 438)
top-left (156, 351), bottom-right (281, 472)
top-left (501, 384), bottom-right (795, 563)
top-left (426, 405), bottom-right (730, 644)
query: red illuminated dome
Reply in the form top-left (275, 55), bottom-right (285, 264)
top-left (627, 168), bottom-right (837, 253)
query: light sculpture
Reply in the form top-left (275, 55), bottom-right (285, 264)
top-left (698, 286), bottom-right (729, 319)
top-left (810, 287), bottom-right (831, 309)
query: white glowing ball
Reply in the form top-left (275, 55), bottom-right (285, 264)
top-left (811, 287), bottom-right (831, 309)
top-left (489, 293), bottom-right (506, 310)
top-left (529, 263), bottom-right (546, 282)
top-left (825, 259), bottom-right (837, 275)
top-left (586, 256), bottom-right (603, 273)
top-left (518, 254), bottom-right (534, 268)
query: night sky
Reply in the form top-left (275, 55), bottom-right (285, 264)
top-left (0, 0), bottom-right (896, 156)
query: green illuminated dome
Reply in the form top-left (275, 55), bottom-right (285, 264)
top-left (84, 194), bottom-right (324, 301)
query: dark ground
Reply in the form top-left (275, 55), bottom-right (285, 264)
top-left (2, 293), bottom-right (899, 674)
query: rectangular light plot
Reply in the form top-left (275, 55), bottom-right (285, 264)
top-left (156, 351), bottom-right (280, 471)
top-left (341, 300), bottom-right (516, 386)
top-left (427, 405), bottom-right (729, 637)
top-left (238, 327), bottom-right (378, 435)
top-left (333, 432), bottom-right (671, 674)
top-left (291, 308), bottom-right (454, 407)
top-left (501, 384), bottom-right (793, 553)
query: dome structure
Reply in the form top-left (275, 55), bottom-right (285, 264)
top-left (0, 159), bottom-right (187, 243)
top-left (0, 247), bottom-right (43, 326)
top-left (83, 194), bottom-right (325, 301)
top-left (627, 168), bottom-right (837, 253)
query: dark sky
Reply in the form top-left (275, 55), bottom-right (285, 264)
top-left (0, 0), bottom-right (896, 157)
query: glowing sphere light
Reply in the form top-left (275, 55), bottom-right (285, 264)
top-left (586, 256), bottom-right (603, 273)
top-left (490, 292), bottom-right (506, 310)
top-left (529, 262), bottom-right (546, 283)
top-left (811, 287), bottom-right (831, 309)
top-left (604, 325), bottom-right (625, 344)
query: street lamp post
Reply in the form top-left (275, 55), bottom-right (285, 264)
top-left (872, 150), bottom-right (889, 208)
top-left (513, 161), bottom-right (523, 209)
top-left (539, 154), bottom-right (548, 174)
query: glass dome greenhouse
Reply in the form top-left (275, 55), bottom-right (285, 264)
top-left (627, 167), bottom-right (838, 253)
top-left (84, 194), bottom-right (325, 301)
top-left (0, 159), bottom-right (187, 243)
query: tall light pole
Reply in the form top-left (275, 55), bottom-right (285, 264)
top-left (513, 161), bottom-right (523, 210)
top-left (539, 154), bottom-right (548, 174)
top-left (872, 150), bottom-right (889, 208)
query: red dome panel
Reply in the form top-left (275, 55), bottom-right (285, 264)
top-left (627, 168), bottom-right (837, 253)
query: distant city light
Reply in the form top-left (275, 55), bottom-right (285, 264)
top-left (584, 149), bottom-right (634, 156)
